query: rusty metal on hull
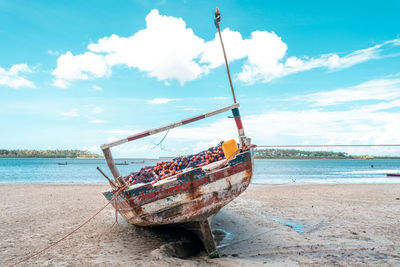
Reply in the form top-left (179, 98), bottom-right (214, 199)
top-left (103, 150), bottom-right (253, 226)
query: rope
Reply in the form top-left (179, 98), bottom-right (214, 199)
top-left (152, 129), bottom-right (170, 150)
top-left (8, 186), bottom-right (127, 267)
top-left (110, 184), bottom-right (128, 232)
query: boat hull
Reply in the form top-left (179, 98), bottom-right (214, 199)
top-left (103, 150), bottom-right (253, 257)
top-left (103, 151), bottom-right (253, 225)
top-left (386, 173), bottom-right (400, 177)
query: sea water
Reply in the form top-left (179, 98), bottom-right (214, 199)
top-left (252, 158), bottom-right (400, 184)
top-left (0, 158), bottom-right (399, 184)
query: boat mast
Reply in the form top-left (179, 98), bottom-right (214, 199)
top-left (214, 8), bottom-right (237, 104)
top-left (214, 8), bottom-right (247, 145)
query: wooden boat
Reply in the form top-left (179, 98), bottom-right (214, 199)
top-left (99, 8), bottom-right (253, 258)
top-left (386, 173), bottom-right (400, 177)
top-left (100, 104), bottom-right (253, 257)
top-left (115, 161), bottom-right (129, 165)
top-left (131, 160), bottom-right (145, 164)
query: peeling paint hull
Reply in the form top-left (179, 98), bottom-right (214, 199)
top-left (103, 150), bottom-right (253, 256)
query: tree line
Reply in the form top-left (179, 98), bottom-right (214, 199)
top-left (0, 149), bottom-right (102, 158)
top-left (254, 148), bottom-right (350, 159)
top-left (253, 148), bottom-right (389, 159)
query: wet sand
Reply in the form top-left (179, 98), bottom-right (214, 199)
top-left (1, 183), bottom-right (399, 266)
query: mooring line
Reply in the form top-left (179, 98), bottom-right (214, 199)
top-left (8, 186), bottom-right (126, 267)
top-left (8, 202), bottom-right (111, 267)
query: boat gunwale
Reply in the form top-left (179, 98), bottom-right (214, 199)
top-left (102, 150), bottom-right (252, 196)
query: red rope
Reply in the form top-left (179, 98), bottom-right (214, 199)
top-left (254, 144), bottom-right (400, 148)
top-left (8, 186), bottom-right (127, 267)
top-left (110, 185), bottom-right (128, 232)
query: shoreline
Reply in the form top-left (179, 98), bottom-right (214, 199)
top-left (2, 157), bottom-right (400, 159)
top-left (1, 183), bottom-right (399, 266)
top-left (1, 182), bottom-right (400, 186)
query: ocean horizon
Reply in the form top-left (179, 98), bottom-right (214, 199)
top-left (1, 158), bottom-right (399, 185)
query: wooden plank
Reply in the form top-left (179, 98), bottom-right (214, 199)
top-left (141, 170), bottom-right (249, 214)
top-left (96, 167), bottom-right (118, 189)
top-left (195, 219), bottom-right (219, 258)
top-left (100, 103), bottom-right (239, 150)
top-left (102, 147), bottom-right (120, 179)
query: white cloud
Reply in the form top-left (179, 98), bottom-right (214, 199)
top-left (209, 96), bottom-right (230, 100)
top-left (201, 29), bottom-right (396, 83)
top-left (53, 78), bottom-right (68, 88)
top-left (92, 107), bottom-right (104, 113)
top-left (52, 52), bottom-right (109, 87)
top-left (163, 77), bottom-right (400, 155)
top-left (108, 108), bottom-right (400, 156)
top-left (53, 10), bottom-right (205, 86)
top-left (106, 129), bottom-right (137, 136)
top-left (0, 64), bottom-right (35, 88)
top-left (82, 146), bottom-right (100, 153)
top-left (182, 107), bottom-right (200, 111)
top-left (236, 38), bottom-right (389, 83)
top-left (360, 99), bottom-right (400, 112)
top-left (90, 119), bottom-right (105, 124)
top-left (61, 110), bottom-right (79, 117)
top-left (107, 142), bottom-right (162, 158)
top-left (294, 77), bottom-right (400, 106)
top-left (150, 107), bottom-right (400, 156)
top-left (47, 50), bottom-right (60, 56)
top-left (52, 9), bottom-right (400, 87)
top-left (244, 109), bottom-right (400, 151)
top-left (89, 10), bottom-right (205, 84)
top-left (200, 28), bottom-right (250, 68)
top-left (92, 85), bottom-right (102, 91)
top-left (147, 97), bottom-right (181, 104)
top-left (96, 75), bottom-right (400, 157)
top-left (388, 39), bottom-right (400, 47)
top-left (202, 29), bottom-right (290, 83)
top-left (107, 136), bottom-right (118, 143)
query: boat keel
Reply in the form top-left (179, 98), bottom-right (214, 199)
top-left (193, 219), bottom-right (219, 258)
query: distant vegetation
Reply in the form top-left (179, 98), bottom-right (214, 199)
top-left (255, 149), bottom-right (350, 159)
top-left (1, 148), bottom-right (398, 159)
top-left (254, 148), bottom-right (400, 159)
top-left (0, 149), bottom-right (102, 158)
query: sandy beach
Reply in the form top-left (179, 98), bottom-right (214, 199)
top-left (1, 183), bottom-right (399, 266)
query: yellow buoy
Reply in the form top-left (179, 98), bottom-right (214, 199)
top-left (222, 139), bottom-right (238, 160)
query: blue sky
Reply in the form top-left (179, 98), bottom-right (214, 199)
top-left (1, 0), bottom-right (400, 157)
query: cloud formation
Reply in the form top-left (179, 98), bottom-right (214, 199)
top-left (90, 119), bottom-right (105, 124)
top-left (60, 110), bottom-right (79, 117)
top-left (0, 64), bottom-right (35, 88)
top-left (237, 41), bottom-right (385, 83)
top-left (92, 85), bottom-right (103, 91)
top-left (292, 76), bottom-right (400, 106)
top-left (108, 106), bottom-right (400, 157)
top-left (147, 97), bottom-right (181, 104)
top-left (105, 75), bottom-right (400, 157)
top-left (52, 9), bottom-right (400, 87)
top-left (92, 107), bottom-right (104, 113)
top-left (52, 52), bottom-right (109, 88)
